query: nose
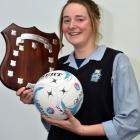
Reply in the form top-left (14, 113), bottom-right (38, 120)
top-left (68, 20), bottom-right (76, 29)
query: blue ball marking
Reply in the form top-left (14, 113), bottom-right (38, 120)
top-left (70, 96), bottom-right (83, 115)
top-left (33, 87), bottom-right (44, 102)
top-left (33, 87), bottom-right (46, 114)
top-left (61, 100), bottom-right (66, 110)
top-left (47, 107), bottom-right (55, 114)
top-left (74, 83), bottom-right (80, 91)
top-left (64, 71), bottom-right (71, 79)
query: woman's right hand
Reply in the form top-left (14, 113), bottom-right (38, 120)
top-left (16, 87), bottom-right (33, 104)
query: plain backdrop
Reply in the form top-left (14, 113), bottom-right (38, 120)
top-left (0, 0), bottom-right (140, 140)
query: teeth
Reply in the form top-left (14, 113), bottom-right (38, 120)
top-left (69, 32), bottom-right (80, 36)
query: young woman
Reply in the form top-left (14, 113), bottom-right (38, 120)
top-left (16, 0), bottom-right (140, 140)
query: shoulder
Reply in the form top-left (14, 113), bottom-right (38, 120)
top-left (112, 52), bottom-right (133, 79)
top-left (58, 55), bottom-right (69, 64)
top-left (102, 46), bottom-right (131, 71)
top-left (106, 47), bottom-right (123, 56)
top-left (98, 45), bottom-right (123, 61)
top-left (57, 55), bottom-right (71, 70)
top-left (114, 53), bottom-right (130, 68)
top-left (104, 46), bottom-right (130, 64)
top-left (100, 46), bottom-right (124, 65)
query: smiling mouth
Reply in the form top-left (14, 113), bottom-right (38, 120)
top-left (68, 32), bottom-right (81, 36)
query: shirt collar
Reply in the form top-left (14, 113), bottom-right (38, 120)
top-left (86, 45), bottom-right (107, 61)
top-left (63, 45), bottom-right (107, 69)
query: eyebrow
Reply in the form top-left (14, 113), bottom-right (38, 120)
top-left (63, 15), bottom-right (86, 18)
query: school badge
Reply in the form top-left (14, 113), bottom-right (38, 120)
top-left (90, 69), bottom-right (102, 82)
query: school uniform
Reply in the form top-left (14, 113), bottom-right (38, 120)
top-left (43, 45), bottom-right (140, 140)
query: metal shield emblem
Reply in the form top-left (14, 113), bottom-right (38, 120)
top-left (0, 23), bottom-right (60, 91)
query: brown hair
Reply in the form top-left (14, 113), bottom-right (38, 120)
top-left (59, 0), bottom-right (101, 48)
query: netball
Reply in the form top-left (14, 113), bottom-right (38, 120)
top-left (33, 70), bottom-right (83, 120)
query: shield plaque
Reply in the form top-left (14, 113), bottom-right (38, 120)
top-left (0, 23), bottom-right (60, 91)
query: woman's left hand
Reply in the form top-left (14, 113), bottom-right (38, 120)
top-left (41, 110), bottom-right (83, 135)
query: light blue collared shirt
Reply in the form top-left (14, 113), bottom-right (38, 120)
top-left (43, 45), bottom-right (140, 140)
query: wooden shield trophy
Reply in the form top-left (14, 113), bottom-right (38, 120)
top-left (0, 23), bottom-right (60, 91)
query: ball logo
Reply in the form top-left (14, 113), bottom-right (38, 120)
top-left (42, 72), bottom-right (63, 78)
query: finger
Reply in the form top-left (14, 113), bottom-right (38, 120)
top-left (20, 89), bottom-right (33, 101)
top-left (41, 115), bottom-right (64, 126)
top-left (41, 115), bottom-right (56, 122)
top-left (64, 109), bottom-right (74, 119)
top-left (22, 88), bottom-right (33, 96)
top-left (16, 87), bottom-right (26, 96)
top-left (21, 92), bottom-right (33, 100)
top-left (22, 96), bottom-right (33, 104)
top-left (20, 92), bottom-right (33, 104)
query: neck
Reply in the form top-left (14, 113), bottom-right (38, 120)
top-left (74, 43), bottom-right (97, 59)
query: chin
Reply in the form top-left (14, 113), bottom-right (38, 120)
top-left (68, 39), bottom-right (82, 46)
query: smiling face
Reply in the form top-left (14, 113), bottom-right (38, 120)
top-left (62, 3), bottom-right (95, 48)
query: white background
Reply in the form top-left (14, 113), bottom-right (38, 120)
top-left (0, 0), bottom-right (140, 140)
